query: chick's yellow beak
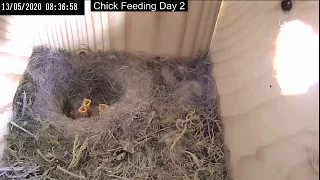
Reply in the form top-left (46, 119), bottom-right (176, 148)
top-left (83, 98), bottom-right (92, 107)
top-left (78, 105), bottom-right (88, 113)
top-left (98, 104), bottom-right (109, 112)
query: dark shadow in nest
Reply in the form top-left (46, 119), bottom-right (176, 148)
top-left (62, 71), bottom-right (124, 119)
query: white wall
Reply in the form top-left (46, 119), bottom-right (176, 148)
top-left (211, 1), bottom-right (319, 180)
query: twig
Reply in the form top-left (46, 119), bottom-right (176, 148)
top-left (135, 126), bottom-right (175, 142)
top-left (4, 166), bottom-right (39, 179)
top-left (170, 126), bottom-right (187, 152)
top-left (108, 174), bottom-right (130, 180)
top-left (111, 66), bottom-right (129, 76)
top-left (10, 121), bottom-right (37, 140)
top-left (68, 135), bottom-right (89, 169)
top-left (21, 90), bottom-right (27, 118)
top-left (0, 167), bottom-right (24, 172)
top-left (37, 149), bottom-right (55, 163)
top-left (100, 94), bottom-right (107, 104)
top-left (56, 166), bottom-right (86, 179)
top-left (43, 176), bottom-right (59, 180)
top-left (41, 167), bottom-right (55, 179)
top-left (105, 76), bottom-right (118, 94)
top-left (128, 159), bottom-right (148, 170)
top-left (91, 147), bottom-right (123, 157)
top-left (163, 90), bottom-right (173, 102)
top-left (183, 151), bottom-right (200, 167)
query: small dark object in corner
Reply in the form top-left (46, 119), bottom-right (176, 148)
top-left (281, 0), bottom-right (292, 11)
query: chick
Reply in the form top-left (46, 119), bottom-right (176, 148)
top-left (99, 104), bottom-right (109, 112)
top-left (70, 105), bottom-right (89, 119)
top-left (90, 104), bottom-right (110, 117)
top-left (82, 98), bottom-right (92, 116)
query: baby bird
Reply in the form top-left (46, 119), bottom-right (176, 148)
top-left (70, 105), bottom-right (89, 119)
top-left (99, 104), bottom-right (109, 112)
top-left (70, 98), bottom-right (92, 119)
top-left (82, 98), bottom-right (92, 116)
top-left (90, 103), bottom-right (110, 117)
top-left (70, 98), bottom-right (109, 119)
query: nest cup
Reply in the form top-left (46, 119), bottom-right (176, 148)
top-left (3, 47), bottom-right (229, 180)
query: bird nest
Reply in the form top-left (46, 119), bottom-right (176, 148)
top-left (2, 47), bottom-right (230, 179)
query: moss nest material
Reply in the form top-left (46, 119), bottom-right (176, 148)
top-left (2, 47), bottom-right (229, 180)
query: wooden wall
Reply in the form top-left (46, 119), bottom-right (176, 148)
top-left (15, 1), bottom-right (220, 57)
top-left (210, 1), bottom-right (319, 180)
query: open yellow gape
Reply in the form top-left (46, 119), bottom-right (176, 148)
top-left (98, 104), bottom-right (109, 115)
top-left (77, 98), bottom-right (92, 116)
top-left (98, 104), bottom-right (109, 112)
top-left (76, 105), bottom-right (89, 118)
top-left (78, 105), bottom-right (87, 113)
top-left (83, 98), bottom-right (92, 109)
top-left (77, 98), bottom-right (109, 117)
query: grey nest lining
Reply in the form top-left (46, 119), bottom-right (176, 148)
top-left (3, 47), bottom-right (229, 180)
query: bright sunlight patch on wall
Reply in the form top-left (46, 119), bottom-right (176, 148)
top-left (274, 20), bottom-right (319, 96)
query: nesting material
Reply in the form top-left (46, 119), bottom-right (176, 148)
top-left (3, 47), bottom-right (229, 179)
